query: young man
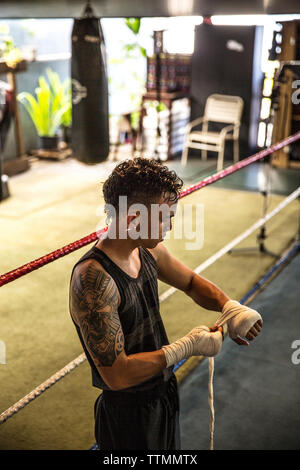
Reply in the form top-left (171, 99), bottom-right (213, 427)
top-left (69, 157), bottom-right (262, 450)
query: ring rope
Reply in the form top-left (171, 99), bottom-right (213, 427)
top-left (1, 134), bottom-right (300, 440)
top-left (179, 131), bottom-right (300, 198)
top-left (174, 239), bottom-right (300, 450)
top-left (1, 187), bottom-right (299, 426)
top-left (240, 239), bottom-right (300, 305)
top-left (159, 186), bottom-right (300, 303)
top-left (89, 239), bottom-right (300, 450)
top-left (208, 357), bottom-right (215, 450)
top-left (0, 353), bottom-right (86, 424)
top-left (1, 131), bottom-right (299, 288)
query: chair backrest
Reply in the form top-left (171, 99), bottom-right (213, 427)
top-left (204, 94), bottom-right (244, 124)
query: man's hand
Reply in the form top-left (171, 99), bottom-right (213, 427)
top-left (232, 319), bottom-right (263, 346)
top-left (210, 319), bottom-right (263, 346)
top-left (220, 300), bottom-right (263, 346)
top-left (209, 324), bottom-right (224, 341)
top-left (162, 323), bottom-right (224, 366)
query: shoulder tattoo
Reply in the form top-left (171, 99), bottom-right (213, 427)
top-left (70, 262), bottom-right (124, 367)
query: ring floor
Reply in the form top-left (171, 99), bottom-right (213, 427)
top-left (179, 250), bottom-right (300, 450)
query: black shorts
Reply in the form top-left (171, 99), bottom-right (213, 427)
top-left (94, 373), bottom-right (181, 450)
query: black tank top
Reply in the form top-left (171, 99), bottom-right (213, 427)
top-left (69, 242), bottom-right (173, 392)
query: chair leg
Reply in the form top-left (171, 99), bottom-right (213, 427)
top-left (181, 144), bottom-right (189, 167)
top-left (201, 149), bottom-right (207, 161)
top-left (217, 144), bottom-right (225, 172)
top-left (233, 138), bottom-right (239, 163)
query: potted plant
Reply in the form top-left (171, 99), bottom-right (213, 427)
top-left (46, 68), bottom-right (72, 144)
top-left (17, 68), bottom-right (70, 150)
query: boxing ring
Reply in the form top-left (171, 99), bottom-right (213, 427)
top-left (180, 243), bottom-right (300, 449)
top-left (1, 131), bottom-right (300, 449)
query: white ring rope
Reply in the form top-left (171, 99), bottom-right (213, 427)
top-left (0, 354), bottom-right (86, 424)
top-left (159, 186), bottom-right (300, 303)
top-left (208, 357), bottom-right (215, 450)
top-left (161, 186), bottom-right (300, 450)
top-left (1, 186), bottom-right (299, 434)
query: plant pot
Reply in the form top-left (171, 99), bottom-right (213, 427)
top-left (39, 135), bottom-right (59, 150)
top-left (62, 126), bottom-right (71, 145)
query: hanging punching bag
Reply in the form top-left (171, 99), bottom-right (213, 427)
top-left (71, 1), bottom-right (109, 164)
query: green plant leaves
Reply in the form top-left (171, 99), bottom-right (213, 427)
top-left (17, 91), bottom-right (44, 135)
top-left (125, 18), bottom-right (141, 35)
top-left (17, 67), bottom-right (72, 137)
top-left (46, 68), bottom-right (72, 128)
top-left (140, 46), bottom-right (147, 58)
top-left (123, 18), bottom-right (146, 60)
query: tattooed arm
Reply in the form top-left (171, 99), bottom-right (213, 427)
top-left (70, 259), bottom-right (166, 391)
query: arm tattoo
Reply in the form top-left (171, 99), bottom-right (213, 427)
top-left (70, 262), bottom-right (124, 367)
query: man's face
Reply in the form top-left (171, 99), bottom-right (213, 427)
top-left (139, 193), bottom-right (177, 249)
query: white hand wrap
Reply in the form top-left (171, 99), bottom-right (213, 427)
top-left (162, 325), bottom-right (223, 368)
top-left (219, 300), bottom-right (262, 340)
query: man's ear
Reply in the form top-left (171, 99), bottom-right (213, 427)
top-left (126, 213), bottom-right (138, 229)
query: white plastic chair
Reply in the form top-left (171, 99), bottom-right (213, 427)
top-left (181, 94), bottom-right (244, 171)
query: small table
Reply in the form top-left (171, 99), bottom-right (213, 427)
top-left (138, 90), bottom-right (190, 160)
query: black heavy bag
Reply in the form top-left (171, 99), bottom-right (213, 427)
top-left (71, 2), bottom-right (109, 164)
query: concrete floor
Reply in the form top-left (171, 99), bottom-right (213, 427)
top-left (4, 151), bottom-right (300, 205)
top-left (167, 154), bottom-right (300, 196)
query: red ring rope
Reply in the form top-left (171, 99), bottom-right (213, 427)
top-left (180, 131), bottom-right (300, 197)
top-left (1, 131), bottom-right (300, 288)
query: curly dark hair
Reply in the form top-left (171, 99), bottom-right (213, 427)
top-left (102, 157), bottom-right (183, 221)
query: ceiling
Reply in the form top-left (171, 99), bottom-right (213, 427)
top-left (1, 0), bottom-right (300, 19)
